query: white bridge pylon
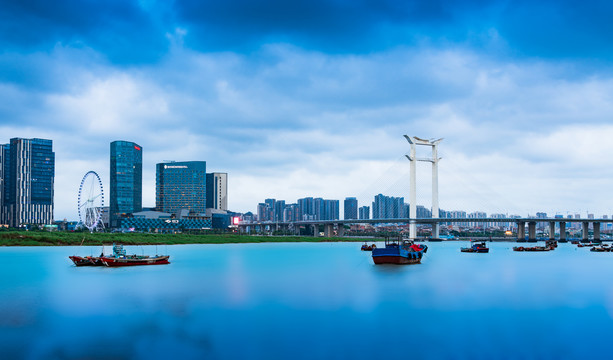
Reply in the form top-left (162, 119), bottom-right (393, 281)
top-left (404, 135), bottom-right (442, 240)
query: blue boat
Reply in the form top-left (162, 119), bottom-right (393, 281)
top-left (461, 241), bottom-right (489, 253)
top-left (372, 238), bottom-right (428, 265)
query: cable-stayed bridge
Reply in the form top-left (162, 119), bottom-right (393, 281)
top-left (238, 135), bottom-right (609, 242)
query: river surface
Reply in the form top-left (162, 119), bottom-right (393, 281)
top-left (1, 241), bottom-right (613, 359)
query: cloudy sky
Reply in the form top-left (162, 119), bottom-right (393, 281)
top-left (2, 0), bottom-right (613, 220)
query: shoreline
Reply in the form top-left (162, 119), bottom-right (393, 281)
top-left (0, 231), bottom-right (583, 246)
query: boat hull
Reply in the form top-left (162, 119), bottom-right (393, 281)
top-left (372, 244), bottom-right (426, 265)
top-left (372, 255), bottom-right (421, 265)
top-left (513, 246), bottom-right (550, 252)
top-left (100, 256), bottom-right (170, 267)
top-left (69, 256), bottom-right (103, 266)
top-left (461, 248), bottom-right (489, 253)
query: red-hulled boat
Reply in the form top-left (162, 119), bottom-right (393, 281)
top-left (99, 244), bottom-right (170, 267)
top-left (100, 254), bottom-right (170, 267)
top-left (372, 238), bottom-right (427, 265)
top-left (361, 243), bottom-right (377, 251)
top-left (69, 255), bottom-right (103, 266)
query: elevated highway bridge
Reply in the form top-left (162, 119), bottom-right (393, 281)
top-left (238, 217), bottom-right (613, 242)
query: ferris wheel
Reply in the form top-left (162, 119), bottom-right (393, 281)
top-left (78, 171), bottom-right (105, 232)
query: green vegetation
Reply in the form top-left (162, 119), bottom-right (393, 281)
top-left (0, 231), bottom-right (369, 246)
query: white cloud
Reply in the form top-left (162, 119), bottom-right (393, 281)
top-left (4, 44), bottom-right (613, 220)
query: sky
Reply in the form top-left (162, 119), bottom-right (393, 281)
top-left (2, 0), bottom-right (613, 220)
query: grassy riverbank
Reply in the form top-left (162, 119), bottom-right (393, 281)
top-left (0, 231), bottom-right (371, 246)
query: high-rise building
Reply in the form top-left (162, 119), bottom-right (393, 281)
top-left (109, 141), bottom-right (142, 228)
top-left (257, 203), bottom-right (269, 222)
top-left (344, 197), bottom-right (358, 220)
top-left (297, 197), bottom-right (314, 220)
top-left (206, 172), bottom-right (228, 211)
top-left (0, 144), bottom-right (5, 225)
top-left (324, 199), bottom-right (339, 220)
top-left (372, 194), bottom-right (405, 219)
top-left (0, 138), bottom-right (54, 227)
top-left (157, 161), bottom-right (207, 216)
top-left (359, 206), bottom-right (370, 220)
top-left (283, 203), bottom-right (299, 222)
top-left (274, 200), bottom-right (285, 222)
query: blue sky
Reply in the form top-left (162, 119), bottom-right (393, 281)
top-left (2, 0), bottom-right (613, 220)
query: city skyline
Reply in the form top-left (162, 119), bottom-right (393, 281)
top-left (2, 1), bottom-right (613, 220)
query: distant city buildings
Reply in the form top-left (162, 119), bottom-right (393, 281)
top-left (0, 138), bottom-right (55, 228)
top-left (109, 141), bottom-right (142, 228)
top-left (372, 194), bottom-right (406, 219)
top-left (257, 196), bottom-right (340, 222)
top-left (156, 161), bottom-right (207, 215)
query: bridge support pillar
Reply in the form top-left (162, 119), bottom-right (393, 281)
top-left (313, 224), bottom-right (319, 237)
top-left (549, 222), bottom-right (556, 240)
top-left (409, 220), bottom-right (417, 240)
top-left (517, 221), bottom-right (526, 242)
top-left (324, 224), bottom-right (333, 237)
top-left (559, 222), bottom-right (566, 242)
top-left (432, 223), bottom-right (440, 239)
top-left (528, 221), bottom-right (537, 242)
top-left (582, 222), bottom-right (589, 242)
top-left (337, 224), bottom-right (345, 237)
top-left (594, 222), bottom-right (601, 243)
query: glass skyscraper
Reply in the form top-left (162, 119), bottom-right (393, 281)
top-left (0, 138), bottom-right (54, 227)
top-left (110, 141), bottom-right (142, 227)
top-left (156, 161), bottom-right (206, 216)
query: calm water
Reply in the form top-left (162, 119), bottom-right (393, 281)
top-left (1, 242), bottom-right (613, 359)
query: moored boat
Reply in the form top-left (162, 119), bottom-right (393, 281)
top-left (590, 245), bottom-right (611, 252)
top-left (513, 246), bottom-right (551, 252)
top-left (461, 241), bottom-right (489, 253)
top-left (372, 238), bottom-right (427, 265)
top-left (69, 255), bottom-right (103, 266)
top-left (99, 244), bottom-right (170, 267)
top-left (361, 243), bottom-right (377, 251)
top-left (100, 255), bottom-right (170, 267)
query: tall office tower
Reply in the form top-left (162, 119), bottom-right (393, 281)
top-left (344, 197), bottom-right (358, 220)
top-left (0, 144), bottom-right (5, 225)
top-left (206, 172), bottom-right (228, 211)
top-left (157, 161), bottom-right (207, 215)
top-left (0, 138), bottom-right (54, 228)
top-left (109, 141), bottom-right (142, 228)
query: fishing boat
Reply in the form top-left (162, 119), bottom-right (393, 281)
top-left (99, 244), bottom-right (170, 267)
top-left (361, 243), bottom-right (376, 251)
top-left (372, 238), bottom-right (427, 265)
top-left (545, 240), bottom-right (558, 249)
top-left (513, 246), bottom-right (550, 252)
top-left (590, 246), bottom-right (611, 252)
top-left (461, 241), bottom-right (489, 253)
top-left (68, 255), bottom-right (103, 266)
